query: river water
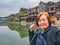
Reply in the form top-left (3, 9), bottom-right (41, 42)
top-left (0, 21), bottom-right (60, 45)
top-left (0, 22), bottom-right (29, 45)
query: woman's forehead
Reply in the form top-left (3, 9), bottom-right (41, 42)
top-left (40, 15), bottom-right (47, 18)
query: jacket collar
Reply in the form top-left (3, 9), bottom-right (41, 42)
top-left (44, 26), bottom-right (53, 33)
top-left (37, 26), bottom-right (53, 34)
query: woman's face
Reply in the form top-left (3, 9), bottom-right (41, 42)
top-left (38, 15), bottom-right (49, 30)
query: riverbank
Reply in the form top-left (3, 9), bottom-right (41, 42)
top-left (7, 21), bottom-right (60, 29)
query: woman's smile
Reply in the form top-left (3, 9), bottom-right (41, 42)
top-left (38, 15), bottom-right (49, 30)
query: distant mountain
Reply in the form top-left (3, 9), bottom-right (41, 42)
top-left (0, 16), bottom-right (8, 21)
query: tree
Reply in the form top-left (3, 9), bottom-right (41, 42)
top-left (18, 13), bottom-right (23, 18)
top-left (18, 13), bottom-right (28, 18)
top-left (23, 13), bottom-right (28, 17)
top-left (13, 17), bottom-right (20, 22)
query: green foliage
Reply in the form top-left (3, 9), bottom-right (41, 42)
top-left (23, 13), bottom-right (28, 17)
top-left (18, 13), bottom-right (23, 18)
top-left (13, 17), bottom-right (20, 22)
top-left (18, 13), bottom-right (28, 18)
top-left (7, 23), bottom-right (29, 38)
top-left (8, 16), bottom-right (14, 21)
top-left (8, 12), bottom-right (28, 22)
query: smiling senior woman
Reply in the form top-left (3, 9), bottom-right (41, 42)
top-left (29, 11), bottom-right (60, 45)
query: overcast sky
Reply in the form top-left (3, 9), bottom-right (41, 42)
top-left (0, 0), bottom-right (60, 17)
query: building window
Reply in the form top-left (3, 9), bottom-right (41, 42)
top-left (51, 7), bottom-right (54, 11)
top-left (29, 13), bottom-right (31, 15)
top-left (35, 12), bottom-right (38, 14)
top-left (49, 13), bottom-right (54, 16)
top-left (58, 5), bottom-right (60, 9)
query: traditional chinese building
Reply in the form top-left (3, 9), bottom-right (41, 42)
top-left (19, 8), bottom-right (28, 14)
top-left (27, 6), bottom-right (39, 22)
top-left (19, 8), bottom-right (28, 23)
top-left (55, 1), bottom-right (60, 20)
top-left (19, 1), bottom-right (60, 23)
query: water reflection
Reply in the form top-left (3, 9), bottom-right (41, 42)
top-left (0, 26), bottom-right (21, 45)
top-left (0, 22), bottom-right (60, 45)
top-left (0, 22), bottom-right (30, 45)
top-left (0, 21), bottom-right (7, 26)
top-left (7, 23), bottom-right (30, 38)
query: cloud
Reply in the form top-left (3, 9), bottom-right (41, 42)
top-left (0, 0), bottom-right (40, 17)
top-left (0, 0), bottom-right (60, 17)
top-left (29, 0), bottom-right (39, 2)
top-left (0, 8), bottom-right (19, 17)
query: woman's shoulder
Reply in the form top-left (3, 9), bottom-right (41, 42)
top-left (35, 29), bottom-right (42, 34)
top-left (50, 26), bottom-right (60, 32)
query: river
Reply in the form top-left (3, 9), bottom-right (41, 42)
top-left (0, 21), bottom-right (60, 45)
top-left (0, 22), bottom-right (29, 45)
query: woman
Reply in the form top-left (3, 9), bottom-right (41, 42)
top-left (29, 11), bottom-right (60, 45)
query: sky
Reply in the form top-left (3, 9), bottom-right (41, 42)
top-left (0, 0), bottom-right (60, 17)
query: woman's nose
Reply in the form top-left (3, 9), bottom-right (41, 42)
top-left (40, 21), bottom-right (44, 23)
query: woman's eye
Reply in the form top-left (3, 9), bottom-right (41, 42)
top-left (42, 19), bottom-right (45, 21)
top-left (38, 20), bottom-right (41, 22)
top-left (38, 20), bottom-right (45, 22)
top-left (38, 19), bottom-right (47, 22)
